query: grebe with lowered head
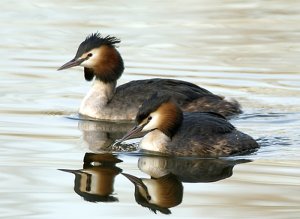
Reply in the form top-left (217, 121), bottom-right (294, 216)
top-left (58, 32), bottom-right (241, 121)
top-left (119, 94), bottom-right (259, 157)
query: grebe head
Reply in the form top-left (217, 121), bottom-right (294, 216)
top-left (122, 172), bottom-right (183, 214)
top-left (120, 94), bottom-right (183, 142)
top-left (58, 32), bottom-right (124, 82)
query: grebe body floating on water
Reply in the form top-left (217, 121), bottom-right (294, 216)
top-left (119, 94), bottom-right (259, 157)
top-left (58, 33), bottom-right (241, 121)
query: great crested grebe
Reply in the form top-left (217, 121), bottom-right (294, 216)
top-left (58, 32), bottom-right (241, 121)
top-left (119, 94), bottom-right (259, 157)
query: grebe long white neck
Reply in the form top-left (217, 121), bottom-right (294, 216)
top-left (79, 79), bottom-right (116, 118)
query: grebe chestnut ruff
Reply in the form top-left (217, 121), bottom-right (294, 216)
top-left (119, 94), bottom-right (259, 157)
top-left (58, 33), bottom-right (241, 121)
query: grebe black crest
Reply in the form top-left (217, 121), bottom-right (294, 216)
top-left (75, 32), bottom-right (121, 59)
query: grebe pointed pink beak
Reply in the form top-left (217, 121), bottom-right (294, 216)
top-left (57, 57), bottom-right (87, 71)
top-left (118, 124), bottom-right (146, 143)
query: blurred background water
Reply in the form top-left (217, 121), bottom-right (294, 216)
top-left (0, 0), bottom-right (299, 218)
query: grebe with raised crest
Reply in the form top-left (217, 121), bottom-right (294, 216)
top-left (58, 32), bottom-right (241, 121)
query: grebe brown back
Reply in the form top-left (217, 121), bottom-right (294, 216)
top-left (58, 32), bottom-right (241, 121)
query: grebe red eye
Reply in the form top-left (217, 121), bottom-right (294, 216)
top-left (87, 53), bottom-right (93, 57)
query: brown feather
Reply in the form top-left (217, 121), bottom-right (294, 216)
top-left (93, 45), bottom-right (124, 83)
top-left (156, 102), bottom-right (183, 137)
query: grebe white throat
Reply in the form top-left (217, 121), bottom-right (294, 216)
top-left (79, 79), bottom-right (116, 118)
top-left (139, 129), bottom-right (170, 153)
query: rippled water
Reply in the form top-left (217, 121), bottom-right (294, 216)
top-left (1, 0), bottom-right (300, 218)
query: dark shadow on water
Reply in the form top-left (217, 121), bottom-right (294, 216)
top-left (136, 156), bottom-right (250, 183)
top-left (59, 153), bottom-right (122, 202)
top-left (122, 172), bottom-right (182, 215)
top-left (60, 152), bottom-right (251, 214)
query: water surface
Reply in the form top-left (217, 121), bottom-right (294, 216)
top-left (0, 0), bottom-right (299, 218)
